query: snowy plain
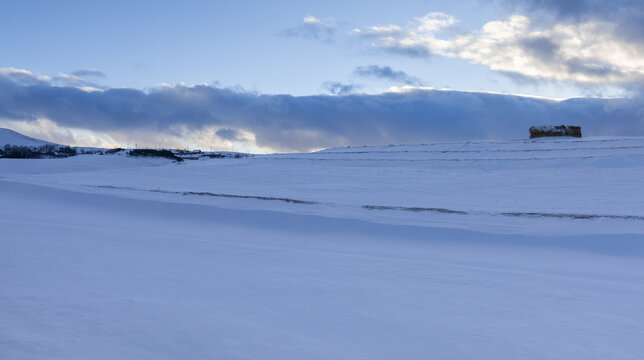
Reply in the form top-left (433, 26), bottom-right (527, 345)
top-left (2, 134), bottom-right (644, 359)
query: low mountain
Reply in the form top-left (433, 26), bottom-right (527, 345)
top-left (0, 128), bottom-right (58, 147)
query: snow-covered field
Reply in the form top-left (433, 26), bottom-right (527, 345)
top-left (2, 136), bottom-right (644, 359)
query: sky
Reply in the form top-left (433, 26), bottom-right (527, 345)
top-left (1, 0), bottom-right (643, 152)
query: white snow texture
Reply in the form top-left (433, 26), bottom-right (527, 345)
top-left (1, 129), bottom-right (644, 359)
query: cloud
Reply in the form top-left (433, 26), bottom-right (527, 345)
top-left (1, 67), bottom-right (106, 90)
top-left (519, 36), bottom-right (559, 62)
top-left (322, 81), bottom-right (359, 95)
top-left (0, 67), bottom-right (50, 84)
top-left (502, 0), bottom-right (644, 46)
top-left (53, 70), bottom-right (106, 89)
top-left (54, 73), bottom-right (87, 85)
top-left (1, 72), bottom-right (643, 152)
top-left (216, 128), bottom-right (244, 141)
top-left (280, 15), bottom-right (336, 42)
top-left (353, 12), bottom-right (644, 88)
top-left (353, 65), bottom-right (423, 86)
top-left (352, 12), bottom-right (457, 57)
top-left (71, 69), bottom-right (106, 78)
top-left (501, 0), bottom-right (641, 20)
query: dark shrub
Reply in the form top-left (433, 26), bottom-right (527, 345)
top-left (128, 149), bottom-right (184, 162)
top-left (56, 146), bottom-right (77, 156)
top-left (529, 125), bottom-right (581, 138)
top-left (105, 147), bottom-right (124, 154)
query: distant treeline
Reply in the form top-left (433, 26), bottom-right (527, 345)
top-left (0, 144), bottom-right (250, 161)
top-left (0, 144), bottom-right (77, 159)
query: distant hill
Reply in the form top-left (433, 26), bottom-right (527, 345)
top-left (0, 128), bottom-right (58, 147)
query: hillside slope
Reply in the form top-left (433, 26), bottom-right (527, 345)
top-left (0, 128), bottom-right (57, 147)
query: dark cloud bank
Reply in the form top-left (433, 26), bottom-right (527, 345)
top-left (504, 0), bottom-right (644, 43)
top-left (1, 75), bottom-right (643, 152)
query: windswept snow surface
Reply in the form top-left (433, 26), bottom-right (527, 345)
top-left (2, 136), bottom-right (644, 359)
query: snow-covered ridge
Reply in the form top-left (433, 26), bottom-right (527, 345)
top-left (270, 136), bottom-right (644, 167)
top-left (0, 128), bottom-right (57, 147)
